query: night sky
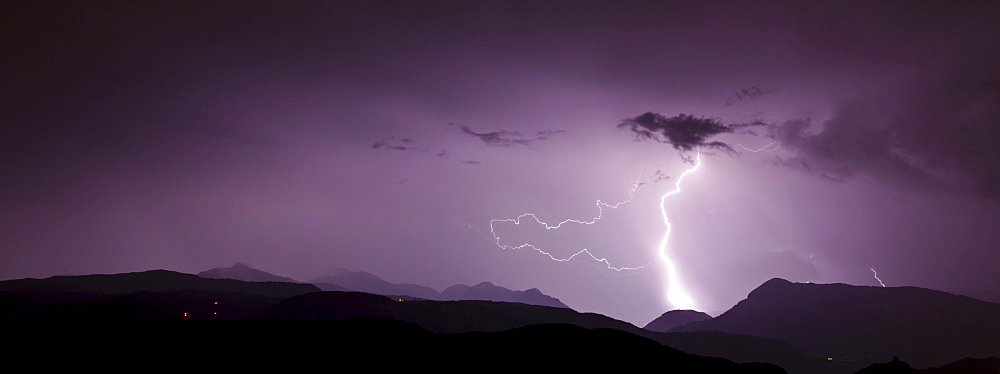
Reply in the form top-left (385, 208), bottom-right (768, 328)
top-left (3, 1), bottom-right (1000, 325)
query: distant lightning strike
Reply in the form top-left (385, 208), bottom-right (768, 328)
top-left (489, 171), bottom-right (653, 272)
top-left (735, 142), bottom-right (781, 153)
top-left (871, 267), bottom-right (886, 287)
top-left (657, 151), bottom-right (702, 310)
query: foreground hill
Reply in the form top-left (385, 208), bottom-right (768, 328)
top-left (644, 330), bottom-right (851, 374)
top-left (0, 270), bottom-right (855, 373)
top-left (3, 318), bottom-right (785, 373)
top-left (0, 269), bottom-right (317, 298)
top-left (675, 278), bottom-right (1000, 368)
top-left (260, 290), bottom-right (835, 373)
top-left (260, 291), bottom-right (621, 333)
top-left (0, 270), bottom-right (319, 322)
top-left (0, 269), bottom-right (788, 372)
top-left (854, 356), bottom-right (1000, 374)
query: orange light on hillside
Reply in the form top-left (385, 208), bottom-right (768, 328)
top-left (183, 312), bottom-right (188, 317)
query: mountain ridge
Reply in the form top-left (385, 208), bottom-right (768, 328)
top-left (675, 278), bottom-right (1000, 368)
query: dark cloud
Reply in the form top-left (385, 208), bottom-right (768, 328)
top-left (449, 123), bottom-right (564, 147)
top-left (460, 160), bottom-right (482, 165)
top-left (619, 112), bottom-right (765, 161)
top-left (726, 85), bottom-right (778, 106)
top-left (651, 170), bottom-right (671, 183)
top-left (371, 136), bottom-right (429, 153)
top-left (535, 129), bottom-right (567, 140)
top-left (768, 58), bottom-right (1000, 196)
top-left (371, 136), bottom-right (450, 162)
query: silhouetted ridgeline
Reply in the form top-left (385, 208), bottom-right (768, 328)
top-left (5, 270), bottom-right (995, 373)
top-left (198, 262), bottom-right (300, 283)
top-left (853, 356), bottom-right (1000, 374)
top-left (0, 270), bottom-right (786, 372)
top-left (197, 263), bottom-right (571, 308)
top-left (644, 309), bottom-right (712, 332)
top-left (308, 267), bottom-right (570, 308)
top-left (674, 278), bottom-right (1000, 368)
top-left (0, 269), bottom-right (317, 297)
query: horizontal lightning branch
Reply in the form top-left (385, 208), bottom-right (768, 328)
top-left (735, 142), bottom-right (781, 153)
top-left (489, 170), bottom-right (653, 272)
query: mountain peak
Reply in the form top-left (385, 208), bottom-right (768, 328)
top-left (643, 309), bottom-right (712, 332)
top-left (746, 278), bottom-right (796, 299)
top-left (198, 263), bottom-right (299, 284)
top-left (675, 278), bottom-right (1000, 368)
top-left (759, 277), bottom-right (793, 289)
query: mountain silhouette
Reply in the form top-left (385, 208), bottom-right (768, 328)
top-left (0, 269), bottom-right (850, 373)
top-left (644, 309), bottom-right (712, 332)
top-left (309, 268), bottom-right (441, 299)
top-left (853, 356), bottom-right (1000, 374)
top-left (674, 278), bottom-right (1000, 368)
top-left (198, 263), bottom-right (299, 283)
top-left (441, 281), bottom-right (569, 308)
top-left (308, 267), bottom-right (569, 307)
top-left (0, 270), bottom-right (319, 322)
top-left (931, 357), bottom-right (1000, 374)
top-left (855, 357), bottom-right (915, 374)
top-left (0, 269), bottom-right (317, 298)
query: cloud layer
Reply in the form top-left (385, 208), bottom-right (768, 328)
top-left (769, 59), bottom-right (1000, 196)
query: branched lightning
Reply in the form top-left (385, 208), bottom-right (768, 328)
top-left (657, 151), bottom-right (702, 310)
top-left (489, 170), bottom-right (653, 271)
top-left (488, 151), bottom-right (706, 311)
top-left (735, 142), bottom-right (781, 153)
top-left (871, 267), bottom-right (886, 287)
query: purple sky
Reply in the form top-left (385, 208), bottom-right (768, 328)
top-left (3, 1), bottom-right (1000, 325)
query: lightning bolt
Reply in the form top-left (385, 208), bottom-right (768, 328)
top-left (489, 151), bottom-right (706, 311)
top-left (871, 267), bottom-right (886, 287)
top-left (735, 142), bottom-right (781, 153)
top-left (658, 151), bottom-right (702, 310)
top-left (489, 170), bottom-right (653, 271)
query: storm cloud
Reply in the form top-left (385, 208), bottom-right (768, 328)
top-left (726, 85), bottom-right (778, 106)
top-left (768, 59), bottom-right (1000, 196)
top-left (619, 112), bottom-right (765, 160)
top-left (371, 136), bottom-right (422, 152)
top-left (451, 124), bottom-right (565, 148)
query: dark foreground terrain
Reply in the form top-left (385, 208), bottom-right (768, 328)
top-left (2, 270), bottom-right (995, 373)
top-left (7, 319), bottom-right (785, 372)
